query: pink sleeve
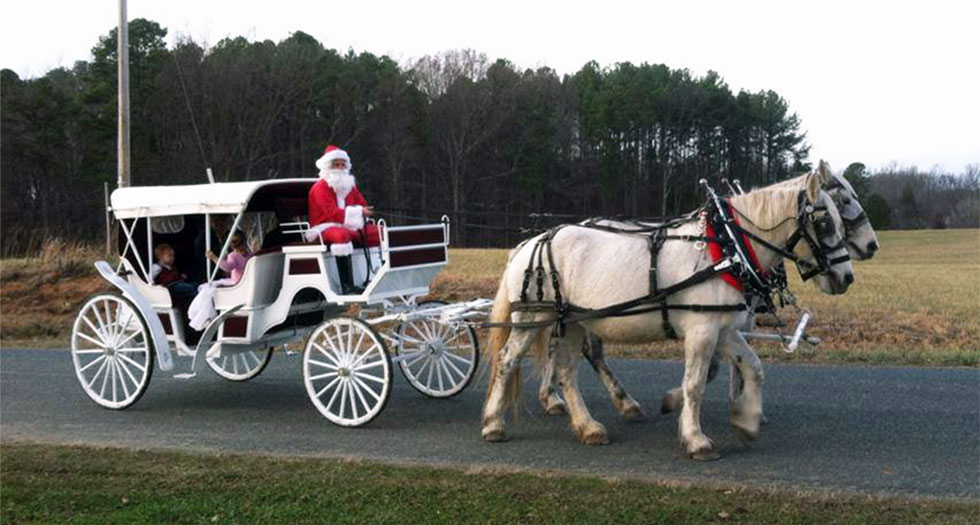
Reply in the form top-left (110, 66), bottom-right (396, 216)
top-left (219, 252), bottom-right (246, 272)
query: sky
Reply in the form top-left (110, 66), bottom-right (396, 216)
top-left (1, 0), bottom-right (977, 173)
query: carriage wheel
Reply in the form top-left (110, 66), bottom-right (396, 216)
top-left (71, 293), bottom-right (154, 409)
top-left (395, 301), bottom-right (479, 399)
top-left (303, 316), bottom-right (392, 427)
top-left (206, 346), bottom-right (273, 381)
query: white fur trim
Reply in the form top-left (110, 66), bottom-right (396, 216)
top-left (303, 223), bottom-right (332, 243)
top-left (330, 242), bottom-right (354, 257)
top-left (315, 148), bottom-right (352, 170)
top-left (344, 205), bottom-right (364, 230)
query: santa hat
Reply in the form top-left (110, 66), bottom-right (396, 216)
top-left (315, 145), bottom-right (352, 171)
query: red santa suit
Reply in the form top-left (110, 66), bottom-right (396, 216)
top-left (305, 145), bottom-right (380, 256)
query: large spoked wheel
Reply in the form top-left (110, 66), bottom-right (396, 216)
top-left (395, 301), bottom-right (479, 399)
top-left (71, 293), bottom-right (154, 409)
top-left (303, 316), bottom-right (392, 427)
top-left (206, 346), bottom-right (273, 381)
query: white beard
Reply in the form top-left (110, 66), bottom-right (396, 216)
top-left (321, 169), bottom-right (356, 200)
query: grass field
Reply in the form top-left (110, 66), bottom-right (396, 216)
top-left (1, 443), bottom-right (975, 524)
top-left (2, 230), bottom-right (978, 365)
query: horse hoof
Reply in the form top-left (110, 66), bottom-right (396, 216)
top-left (689, 448), bottom-right (721, 461)
top-left (732, 424), bottom-right (758, 444)
top-left (621, 403), bottom-right (645, 421)
top-left (578, 423), bottom-right (610, 446)
top-left (660, 395), bottom-right (679, 415)
top-left (582, 430), bottom-right (610, 446)
top-left (545, 401), bottom-right (567, 416)
top-left (482, 427), bottom-right (508, 443)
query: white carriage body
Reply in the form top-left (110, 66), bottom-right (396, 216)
top-left (107, 178), bottom-right (452, 361)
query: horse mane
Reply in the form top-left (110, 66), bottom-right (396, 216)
top-left (729, 176), bottom-right (807, 230)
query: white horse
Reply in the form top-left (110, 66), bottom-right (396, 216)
top-left (539, 162), bottom-right (880, 420)
top-left (482, 173), bottom-right (853, 460)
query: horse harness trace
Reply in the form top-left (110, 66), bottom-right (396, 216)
top-left (485, 185), bottom-right (850, 339)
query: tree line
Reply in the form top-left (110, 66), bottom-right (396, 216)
top-left (2, 19), bottom-right (975, 255)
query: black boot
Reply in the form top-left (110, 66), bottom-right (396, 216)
top-left (335, 255), bottom-right (363, 295)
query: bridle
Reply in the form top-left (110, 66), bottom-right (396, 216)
top-left (825, 179), bottom-right (871, 238)
top-left (719, 189), bottom-right (851, 283)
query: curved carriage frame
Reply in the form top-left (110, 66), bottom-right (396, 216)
top-left (70, 178), bottom-right (489, 426)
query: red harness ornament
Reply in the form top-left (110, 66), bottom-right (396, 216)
top-left (704, 203), bottom-right (767, 292)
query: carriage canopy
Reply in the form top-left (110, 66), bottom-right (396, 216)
top-left (109, 179), bottom-right (317, 219)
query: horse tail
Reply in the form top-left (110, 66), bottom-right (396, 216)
top-left (485, 275), bottom-right (521, 408)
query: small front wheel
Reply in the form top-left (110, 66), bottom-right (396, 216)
top-left (303, 316), bottom-right (392, 427)
top-left (395, 301), bottom-right (479, 398)
top-left (71, 293), bottom-right (154, 409)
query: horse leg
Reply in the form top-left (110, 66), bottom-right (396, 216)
top-left (482, 326), bottom-right (542, 442)
top-left (538, 337), bottom-right (567, 415)
top-left (679, 328), bottom-right (720, 460)
top-left (718, 329), bottom-right (764, 442)
top-left (661, 353), bottom-right (719, 415)
top-left (582, 334), bottom-right (643, 420)
top-left (553, 326), bottom-right (608, 445)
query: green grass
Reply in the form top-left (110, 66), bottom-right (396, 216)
top-left (1, 443), bottom-right (975, 524)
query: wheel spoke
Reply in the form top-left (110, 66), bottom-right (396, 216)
top-left (338, 380), bottom-right (349, 418)
top-left (79, 318), bottom-right (107, 346)
top-left (117, 352), bottom-right (146, 373)
top-left (247, 351), bottom-right (261, 367)
top-left (314, 342), bottom-right (343, 367)
top-left (442, 354), bottom-right (466, 380)
top-left (309, 371), bottom-right (337, 381)
top-left (315, 376), bottom-right (342, 399)
top-left (408, 321), bottom-right (428, 342)
top-left (308, 359), bottom-right (338, 370)
top-left (354, 371), bottom-right (386, 385)
top-left (351, 378), bottom-right (371, 415)
top-left (116, 360), bottom-right (132, 398)
top-left (348, 341), bottom-right (379, 371)
top-left (354, 359), bottom-right (385, 372)
top-left (115, 347), bottom-right (148, 354)
top-left (402, 351), bottom-right (428, 369)
top-left (232, 354), bottom-right (240, 375)
top-left (220, 356), bottom-right (229, 370)
top-left (436, 359), bottom-right (445, 391)
top-left (425, 354), bottom-right (436, 389)
top-left (74, 348), bottom-right (105, 355)
top-left (352, 375), bottom-right (381, 402)
top-left (103, 300), bottom-right (116, 340)
top-left (396, 332), bottom-right (424, 346)
top-left (90, 304), bottom-right (108, 340)
top-left (443, 351), bottom-right (473, 368)
top-left (110, 359), bottom-right (118, 402)
top-left (113, 328), bottom-right (142, 349)
top-left (349, 378), bottom-right (366, 418)
top-left (87, 358), bottom-right (109, 388)
top-left (78, 354), bottom-right (106, 373)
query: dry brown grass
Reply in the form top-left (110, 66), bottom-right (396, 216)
top-left (0, 239), bottom-right (109, 347)
top-left (2, 231), bottom-right (977, 365)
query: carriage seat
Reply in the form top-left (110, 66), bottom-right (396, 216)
top-left (121, 258), bottom-right (172, 309)
top-left (213, 251), bottom-right (285, 310)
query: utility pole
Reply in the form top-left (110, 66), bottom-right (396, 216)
top-left (117, 0), bottom-right (131, 188)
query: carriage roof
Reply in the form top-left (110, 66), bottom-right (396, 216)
top-left (109, 178), bottom-right (316, 219)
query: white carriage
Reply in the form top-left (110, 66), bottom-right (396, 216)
top-left (71, 179), bottom-right (490, 426)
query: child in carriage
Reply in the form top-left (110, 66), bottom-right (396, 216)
top-left (205, 230), bottom-right (252, 286)
top-left (151, 243), bottom-right (197, 300)
top-left (189, 230), bottom-right (253, 330)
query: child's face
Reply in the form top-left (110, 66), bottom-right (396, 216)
top-left (160, 250), bottom-right (175, 265)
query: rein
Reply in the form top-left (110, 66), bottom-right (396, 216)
top-left (486, 184), bottom-right (850, 336)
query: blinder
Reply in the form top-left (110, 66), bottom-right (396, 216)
top-left (786, 190), bottom-right (851, 281)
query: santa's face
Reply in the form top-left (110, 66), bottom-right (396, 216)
top-left (329, 159), bottom-right (348, 170)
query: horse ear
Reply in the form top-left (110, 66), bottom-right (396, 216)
top-left (806, 172), bottom-right (821, 203)
top-left (817, 160), bottom-right (832, 185)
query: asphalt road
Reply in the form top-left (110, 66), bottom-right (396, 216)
top-left (1, 348), bottom-right (977, 500)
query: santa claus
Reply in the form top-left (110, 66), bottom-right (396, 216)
top-left (306, 145), bottom-right (380, 294)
